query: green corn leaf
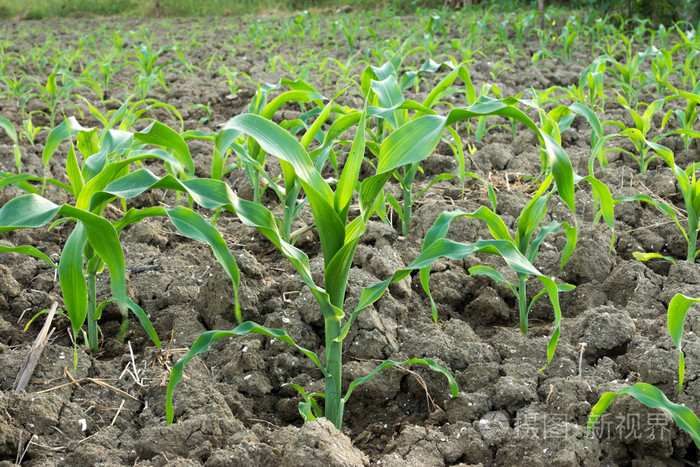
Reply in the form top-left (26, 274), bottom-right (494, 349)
top-left (284, 383), bottom-right (323, 421)
top-left (167, 322), bottom-right (325, 424)
top-left (586, 382), bottom-right (700, 448)
top-left (668, 294), bottom-right (700, 392)
top-left (43, 117), bottom-right (95, 170)
top-left (134, 121), bottom-right (194, 177)
top-left (342, 358), bottom-right (458, 404)
top-left (570, 102), bottom-right (602, 147)
top-left (414, 173), bottom-right (456, 201)
top-left (516, 174), bottom-right (553, 252)
top-left (584, 175), bottom-right (615, 246)
top-left (468, 265), bottom-right (518, 295)
top-left (0, 245), bottom-right (57, 267)
top-left (528, 220), bottom-right (563, 264)
top-left (0, 116), bottom-right (18, 144)
top-left (0, 195), bottom-right (128, 321)
top-left (561, 222), bottom-right (578, 268)
top-left (632, 251), bottom-right (676, 264)
top-left (66, 139), bottom-right (84, 196)
top-left (261, 90), bottom-right (325, 120)
top-left (76, 127), bottom-right (99, 160)
top-left (125, 298), bottom-right (161, 348)
top-left (165, 206), bottom-right (241, 323)
top-left (59, 223), bottom-right (88, 365)
top-left (0, 172), bottom-right (59, 194)
top-left (335, 108), bottom-right (366, 221)
top-left (83, 130), bottom-right (134, 180)
top-left (614, 194), bottom-right (686, 242)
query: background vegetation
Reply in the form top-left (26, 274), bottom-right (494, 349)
top-left (0, 0), bottom-right (698, 24)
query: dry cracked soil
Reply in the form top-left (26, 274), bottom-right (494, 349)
top-left (0, 14), bottom-right (699, 467)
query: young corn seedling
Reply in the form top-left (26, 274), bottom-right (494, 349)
top-left (333, 19), bottom-right (362, 54)
top-left (360, 58), bottom-right (477, 235)
top-left (235, 78), bottom-right (325, 205)
top-left (558, 18), bottom-right (578, 65)
top-left (554, 56), bottom-right (608, 112)
top-left (0, 119), bottom-right (241, 363)
top-left (459, 166), bottom-right (610, 355)
top-left (25, 71), bottom-right (83, 128)
top-left (0, 72), bottom-right (38, 119)
top-left (606, 44), bottom-right (659, 107)
top-left (586, 294), bottom-right (700, 449)
top-left (662, 82), bottom-right (700, 151)
top-left (167, 108), bottom-right (464, 430)
top-left (609, 93), bottom-right (670, 174)
top-left (610, 142), bottom-right (699, 262)
top-left (0, 116), bottom-right (21, 173)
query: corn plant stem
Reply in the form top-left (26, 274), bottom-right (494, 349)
top-left (282, 186), bottom-right (302, 243)
top-left (402, 184), bottom-right (411, 237)
top-left (252, 171), bottom-right (262, 204)
top-left (517, 273), bottom-right (528, 334)
top-left (86, 271), bottom-right (99, 353)
top-left (689, 228), bottom-right (698, 262)
top-left (324, 315), bottom-right (344, 430)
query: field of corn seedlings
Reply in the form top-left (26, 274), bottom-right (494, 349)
top-left (0, 4), bottom-right (699, 465)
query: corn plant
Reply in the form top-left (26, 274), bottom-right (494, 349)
top-left (360, 58), bottom-right (474, 235)
top-left (19, 116), bottom-right (45, 146)
top-left (554, 56), bottom-right (608, 112)
top-left (128, 44), bottom-right (182, 100)
top-left (218, 65), bottom-right (252, 98)
top-left (166, 87), bottom-right (583, 428)
top-left (605, 45), bottom-right (659, 106)
top-left (559, 18), bottom-right (578, 65)
top-left (0, 120), bottom-right (241, 363)
top-left (466, 175), bottom-right (576, 333)
top-left (663, 82), bottom-right (700, 151)
top-left (611, 142), bottom-right (699, 262)
top-left (609, 94), bottom-right (670, 174)
top-left (333, 19), bottom-right (362, 54)
top-left (0, 72), bottom-right (38, 118)
top-left (0, 116), bottom-right (21, 173)
top-left (167, 109), bottom-right (466, 430)
top-left (25, 71), bottom-right (83, 128)
top-left (586, 294), bottom-right (700, 449)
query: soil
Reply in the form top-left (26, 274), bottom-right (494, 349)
top-left (1, 12), bottom-right (699, 467)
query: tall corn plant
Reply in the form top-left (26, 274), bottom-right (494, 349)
top-left (167, 94), bottom-right (578, 429)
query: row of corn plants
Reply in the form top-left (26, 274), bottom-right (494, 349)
top-left (0, 5), bottom-right (699, 449)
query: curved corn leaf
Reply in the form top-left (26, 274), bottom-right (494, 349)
top-left (134, 121), bottom-right (194, 177)
top-left (283, 383), bottom-right (323, 421)
top-left (222, 114), bottom-right (345, 271)
top-left (668, 294), bottom-right (700, 392)
top-left (614, 194), bottom-right (686, 242)
top-left (0, 116), bottom-right (18, 144)
top-left (586, 382), bottom-right (700, 448)
top-left (633, 251), bottom-right (676, 264)
top-left (59, 223), bottom-right (88, 358)
top-left (165, 206), bottom-right (241, 323)
top-left (42, 117), bottom-right (94, 169)
top-left (0, 244), bottom-right (57, 267)
top-left (342, 357), bottom-right (458, 403)
top-left (125, 298), bottom-right (160, 348)
top-left (166, 322), bottom-right (325, 424)
top-left (0, 172), bottom-right (71, 194)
